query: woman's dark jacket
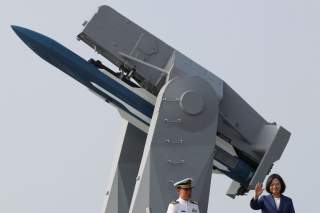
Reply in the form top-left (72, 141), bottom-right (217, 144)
top-left (250, 194), bottom-right (295, 213)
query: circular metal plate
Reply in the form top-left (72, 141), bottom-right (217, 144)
top-left (179, 90), bottom-right (205, 115)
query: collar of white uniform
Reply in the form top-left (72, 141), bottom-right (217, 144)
top-left (177, 197), bottom-right (189, 204)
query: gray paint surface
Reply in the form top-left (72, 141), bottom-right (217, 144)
top-left (104, 123), bottom-right (147, 213)
top-left (1, 1), bottom-right (320, 213)
top-left (75, 5), bottom-right (290, 206)
top-left (128, 75), bottom-right (221, 213)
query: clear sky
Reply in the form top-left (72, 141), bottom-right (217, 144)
top-left (1, 0), bottom-right (319, 212)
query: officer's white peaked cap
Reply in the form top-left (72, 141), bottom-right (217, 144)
top-left (173, 178), bottom-right (194, 189)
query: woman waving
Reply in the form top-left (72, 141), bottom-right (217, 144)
top-left (250, 174), bottom-right (295, 213)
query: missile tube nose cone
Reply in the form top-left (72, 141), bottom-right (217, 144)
top-left (11, 25), bottom-right (35, 46)
top-left (11, 25), bottom-right (19, 32)
top-left (11, 25), bottom-right (18, 31)
top-left (11, 25), bottom-right (26, 38)
top-left (11, 25), bottom-right (48, 58)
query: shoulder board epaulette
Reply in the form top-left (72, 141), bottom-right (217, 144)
top-left (170, 200), bottom-right (179, 204)
top-left (190, 200), bottom-right (198, 205)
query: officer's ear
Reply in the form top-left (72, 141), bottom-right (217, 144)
top-left (176, 188), bottom-right (180, 194)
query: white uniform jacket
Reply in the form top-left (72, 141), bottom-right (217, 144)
top-left (166, 197), bottom-right (200, 213)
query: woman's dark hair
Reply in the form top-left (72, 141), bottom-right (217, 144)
top-left (266, 173), bottom-right (286, 194)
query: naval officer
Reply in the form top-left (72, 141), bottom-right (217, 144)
top-left (166, 178), bottom-right (200, 213)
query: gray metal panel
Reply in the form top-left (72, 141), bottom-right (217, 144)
top-left (129, 76), bottom-right (221, 213)
top-left (78, 5), bottom-right (173, 69)
top-left (167, 51), bottom-right (224, 100)
top-left (78, 6), bottom-right (224, 96)
top-left (104, 122), bottom-right (147, 213)
top-left (226, 181), bottom-right (241, 198)
top-left (219, 83), bottom-right (268, 144)
top-left (248, 126), bottom-right (291, 189)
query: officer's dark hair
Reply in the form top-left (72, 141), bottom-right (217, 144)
top-left (266, 173), bottom-right (286, 194)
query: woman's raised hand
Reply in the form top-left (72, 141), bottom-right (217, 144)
top-left (254, 182), bottom-right (264, 199)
